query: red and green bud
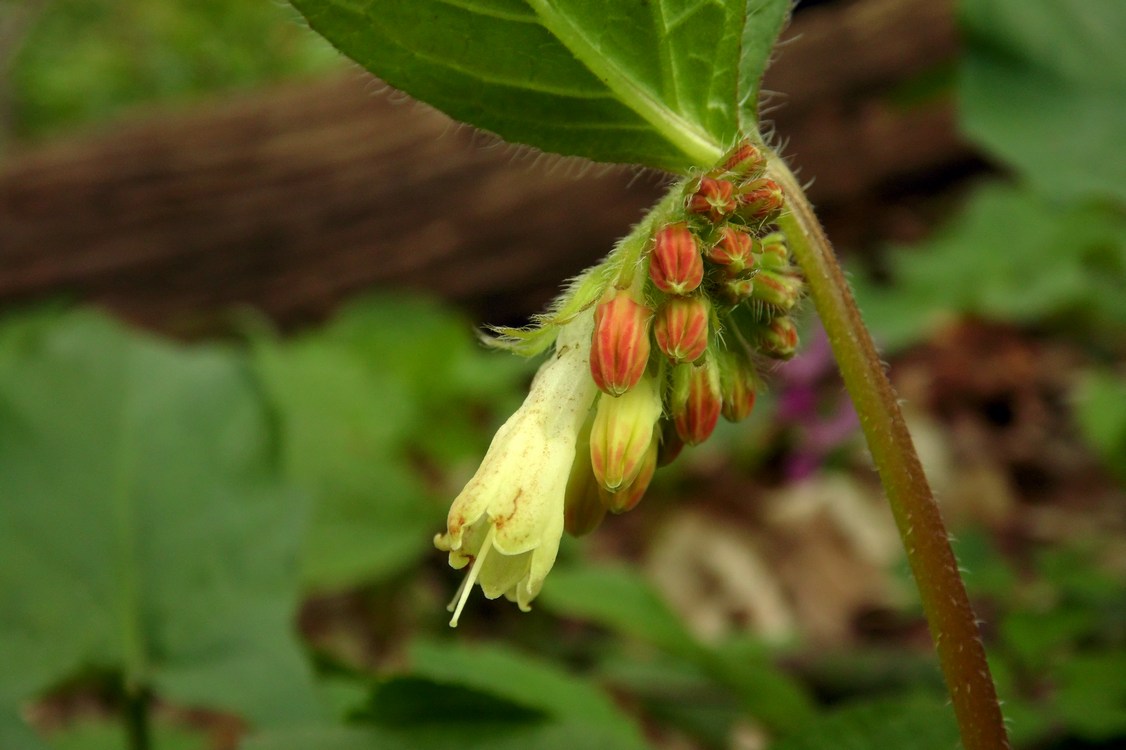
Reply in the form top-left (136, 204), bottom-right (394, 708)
top-left (720, 356), bottom-right (758, 422)
top-left (590, 289), bottom-right (652, 396)
top-left (755, 232), bottom-right (789, 269)
top-left (719, 276), bottom-right (755, 305)
top-left (752, 269), bottom-right (804, 312)
top-left (758, 316), bottom-right (799, 359)
top-left (715, 141), bottom-right (764, 178)
top-left (563, 419), bottom-right (606, 537)
top-left (649, 223), bottom-right (703, 295)
top-left (671, 361), bottom-right (722, 446)
top-left (589, 374), bottom-right (662, 491)
top-left (654, 296), bottom-right (710, 364)
top-left (600, 433), bottom-right (658, 514)
top-left (687, 177), bottom-right (738, 221)
top-left (706, 226), bottom-right (757, 275)
top-left (738, 178), bottom-right (784, 222)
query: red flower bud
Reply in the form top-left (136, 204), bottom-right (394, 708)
top-left (758, 316), bottom-right (799, 359)
top-left (654, 296), bottom-right (709, 364)
top-left (671, 362), bottom-right (721, 446)
top-left (649, 223), bottom-right (703, 295)
top-left (706, 226), bottom-right (757, 275)
top-left (717, 141), bottom-right (764, 178)
top-left (752, 270), bottom-right (804, 312)
top-left (720, 358), bottom-right (758, 422)
top-left (600, 433), bottom-right (658, 514)
top-left (738, 178), bottom-right (784, 222)
top-left (590, 290), bottom-right (652, 396)
top-left (687, 177), bottom-right (738, 221)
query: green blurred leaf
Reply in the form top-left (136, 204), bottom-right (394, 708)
top-left (12, 0), bottom-right (340, 139)
top-left (254, 336), bottom-right (438, 590)
top-left (706, 637), bottom-right (815, 734)
top-left (960, 0), bottom-right (1126, 202)
top-left (767, 694), bottom-right (960, 750)
top-left (1054, 652), bottom-right (1126, 741)
top-left (47, 720), bottom-right (207, 750)
top-left (853, 182), bottom-right (1126, 351)
top-left (1074, 370), bottom-right (1126, 481)
top-left (0, 312), bottom-right (321, 740)
top-left (408, 640), bottom-right (645, 745)
top-left (288, 0), bottom-right (791, 170)
top-left (539, 564), bottom-right (699, 655)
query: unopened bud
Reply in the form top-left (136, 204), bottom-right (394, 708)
top-left (563, 420), bottom-right (607, 537)
top-left (719, 276), bottom-right (755, 305)
top-left (717, 141), bottom-right (764, 178)
top-left (720, 356), bottom-right (758, 422)
top-left (738, 178), bottom-right (784, 222)
top-left (756, 234), bottom-right (790, 269)
top-left (649, 223), bottom-right (703, 295)
top-left (752, 270), bottom-right (804, 312)
top-left (656, 418), bottom-right (685, 466)
top-left (600, 433), bottom-right (658, 514)
top-left (687, 177), bottom-right (738, 222)
top-left (706, 226), bottom-right (757, 275)
top-left (590, 289), bottom-right (652, 396)
top-left (654, 296), bottom-right (710, 364)
top-left (671, 361), bottom-right (721, 446)
top-left (758, 316), bottom-right (799, 359)
top-left (590, 374), bottom-right (662, 491)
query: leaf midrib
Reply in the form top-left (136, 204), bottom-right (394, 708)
top-left (525, 0), bottom-right (724, 167)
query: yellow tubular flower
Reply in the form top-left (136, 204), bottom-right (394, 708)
top-left (434, 310), bottom-right (597, 626)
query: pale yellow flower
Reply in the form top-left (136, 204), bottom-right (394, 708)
top-left (434, 311), bottom-right (596, 626)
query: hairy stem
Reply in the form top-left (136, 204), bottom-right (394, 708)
top-left (767, 153), bottom-right (1010, 750)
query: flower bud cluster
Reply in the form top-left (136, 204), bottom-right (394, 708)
top-left (576, 140), bottom-right (806, 531)
top-left (438, 141), bottom-right (807, 622)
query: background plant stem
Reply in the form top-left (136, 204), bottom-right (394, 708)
top-left (124, 684), bottom-right (150, 750)
top-left (767, 153), bottom-right (1011, 750)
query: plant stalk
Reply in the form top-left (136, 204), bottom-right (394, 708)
top-left (124, 684), bottom-right (151, 750)
top-left (767, 153), bottom-right (1010, 750)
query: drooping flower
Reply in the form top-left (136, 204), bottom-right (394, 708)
top-left (434, 311), bottom-right (597, 626)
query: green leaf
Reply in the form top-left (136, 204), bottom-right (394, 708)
top-left (0, 312), bottom-right (321, 737)
top-left (408, 640), bottom-right (646, 745)
top-left (960, 0), bottom-right (1126, 202)
top-left (1054, 652), bottom-right (1126, 740)
top-left (254, 336), bottom-right (439, 590)
top-left (852, 182), bottom-right (1126, 351)
top-left (1074, 371), bottom-right (1126, 482)
top-left (538, 564), bottom-right (699, 655)
top-left (47, 720), bottom-right (208, 750)
top-left (767, 694), bottom-right (960, 750)
top-left (288, 0), bottom-right (791, 170)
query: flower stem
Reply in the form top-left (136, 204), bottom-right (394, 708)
top-left (767, 153), bottom-right (1010, 750)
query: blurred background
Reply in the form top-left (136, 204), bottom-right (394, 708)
top-left (0, 1), bottom-right (1123, 749)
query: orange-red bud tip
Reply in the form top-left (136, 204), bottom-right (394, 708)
top-left (687, 177), bottom-right (738, 222)
top-left (590, 290), bottom-right (652, 396)
top-left (672, 362), bottom-right (721, 446)
top-left (654, 296), bottom-right (710, 364)
top-left (649, 223), bottom-right (703, 295)
top-left (706, 226), bottom-right (757, 276)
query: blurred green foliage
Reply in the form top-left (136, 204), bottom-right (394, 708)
top-left (6, 0), bottom-right (340, 141)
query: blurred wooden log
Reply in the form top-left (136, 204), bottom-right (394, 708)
top-left (0, 0), bottom-right (968, 333)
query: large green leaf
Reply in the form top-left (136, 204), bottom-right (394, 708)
top-left (288, 0), bottom-right (791, 170)
top-left (852, 182), bottom-right (1126, 351)
top-left (960, 0), bottom-right (1126, 202)
top-left (0, 312), bottom-right (321, 744)
top-left (768, 694), bottom-right (960, 750)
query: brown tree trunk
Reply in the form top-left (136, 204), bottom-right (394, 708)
top-left (0, 0), bottom-right (970, 334)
